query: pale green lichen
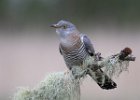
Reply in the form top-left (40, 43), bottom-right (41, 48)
top-left (13, 87), bottom-right (32, 100)
top-left (13, 55), bottom-right (130, 100)
top-left (13, 72), bottom-right (81, 100)
top-left (104, 55), bottom-right (129, 78)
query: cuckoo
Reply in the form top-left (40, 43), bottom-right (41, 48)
top-left (51, 20), bottom-right (117, 90)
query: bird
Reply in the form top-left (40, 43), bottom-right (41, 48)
top-left (51, 20), bottom-right (117, 90)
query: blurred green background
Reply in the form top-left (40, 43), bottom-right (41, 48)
top-left (0, 0), bottom-right (139, 100)
top-left (0, 0), bottom-right (140, 32)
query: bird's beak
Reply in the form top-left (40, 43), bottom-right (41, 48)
top-left (50, 24), bottom-right (61, 28)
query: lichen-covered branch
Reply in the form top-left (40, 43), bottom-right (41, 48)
top-left (89, 53), bottom-right (135, 72)
top-left (87, 47), bottom-right (136, 78)
top-left (13, 72), bottom-right (81, 100)
top-left (13, 47), bottom-right (135, 100)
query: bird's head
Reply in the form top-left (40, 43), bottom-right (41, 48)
top-left (51, 20), bottom-right (79, 38)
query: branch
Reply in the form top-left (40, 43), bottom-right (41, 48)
top-left (88, 47), bottom-right (136, 72)
top-left (86, 47), bottom-right (136, 86)
top-left (123, 56), bottom-right (136, 61)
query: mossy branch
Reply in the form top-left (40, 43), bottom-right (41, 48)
top-left (89, 49), bottom-right (135, 72)
top-left (13, 47), bottom-right (135, 100)
top-left (87, 47), bottom-right (136, 79)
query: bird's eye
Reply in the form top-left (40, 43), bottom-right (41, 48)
top-left (63, 25), bottom-right (67, 29)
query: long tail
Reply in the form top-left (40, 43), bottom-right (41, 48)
top-left (88, 69), bottom-right (117, 90)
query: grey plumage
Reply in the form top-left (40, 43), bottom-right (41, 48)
top-left (51, 20), bottom-right (117, 90)
top-left (59, 34), bottom-right (92, 70)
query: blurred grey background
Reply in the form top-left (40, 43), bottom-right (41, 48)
top-left (0, 0), bottom-right (139, 100)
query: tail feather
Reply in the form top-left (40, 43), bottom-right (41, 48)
top-left (88, 69), bottom-right (117, 90)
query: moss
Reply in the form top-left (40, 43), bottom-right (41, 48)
top-left (104, 55), bottom-right (129, 78)
top-left (13, 72), bottom-right (81, 100)
top-left (13, 87), bottom-right (32, 100)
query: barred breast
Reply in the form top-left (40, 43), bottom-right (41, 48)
top-left (60, 36), bottom-right (89, 69)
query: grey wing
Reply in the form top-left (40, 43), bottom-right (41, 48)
top-left (82, 34), bottom-right (95, 56)
top-left (82, 34), bottom-right (117, 89)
